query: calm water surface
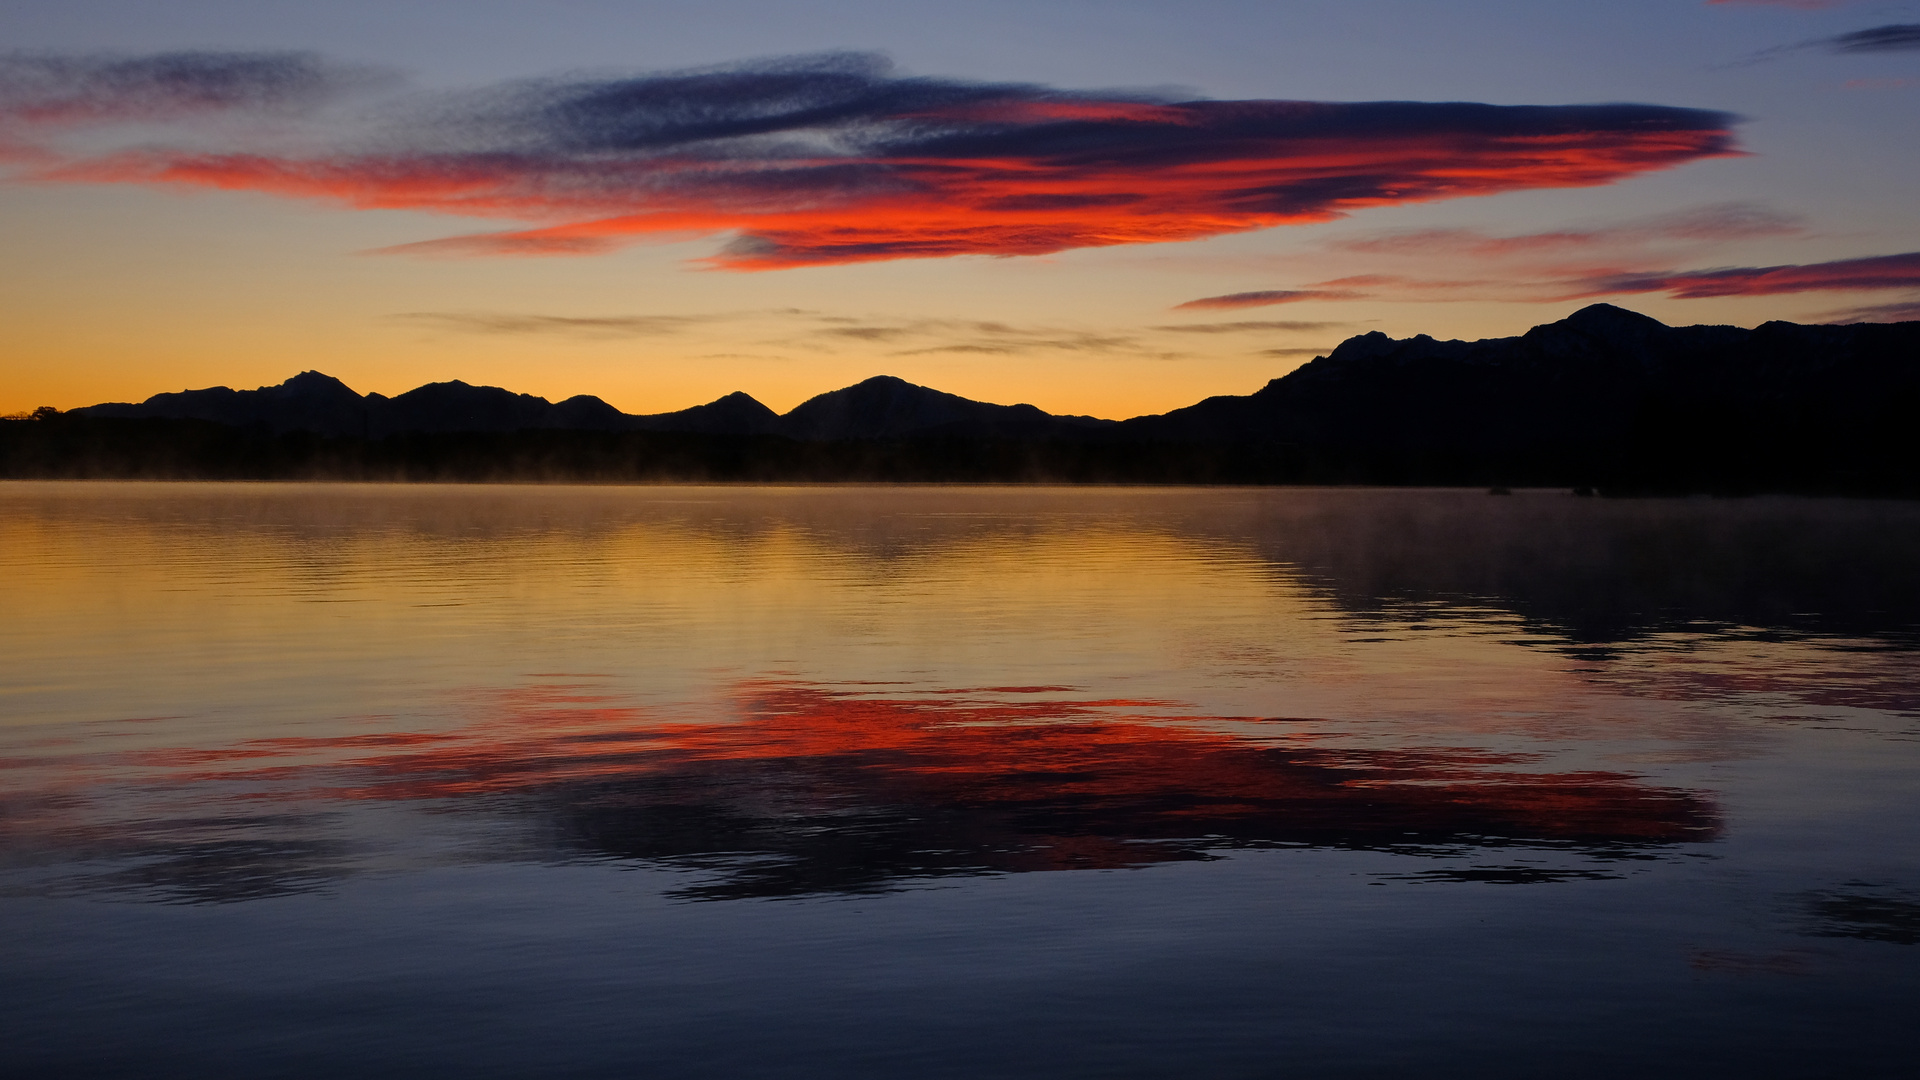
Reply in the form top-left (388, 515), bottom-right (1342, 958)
top-left (3, 483), bottom-right (1917, 1078)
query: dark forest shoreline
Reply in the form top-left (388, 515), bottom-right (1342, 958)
top-left (4, 414), bottom-right (1914, 496)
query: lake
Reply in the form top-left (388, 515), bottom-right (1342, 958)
top-left (3, 482), bottom-right (1917, 1078)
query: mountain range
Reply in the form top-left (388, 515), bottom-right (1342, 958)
top-left (76, 304), bottom-right (1919, 447)
top-left (77, 368), bottom-right (1119, 441)
top-left (22, 303), bottom-right (1918, 492)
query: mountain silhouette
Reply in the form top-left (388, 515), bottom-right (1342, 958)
top-left (83, 374), bottom-right (638, 438)
top-left (82, 370), bottom-right (376, 435)
top-left (1125, 303), bottom-right (1917, 442)
top-left (628, 391), bottom-right (782, 435)
top-left (775, 375), bottom-right (1115, 440)
top-left (77, 371), bottom-right (1113, 440)
top-left (38, 304), bottom-right (1920, 492)
top-left (1117, 303), bottom-right (1920, 485)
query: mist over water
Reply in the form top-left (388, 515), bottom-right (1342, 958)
top-left (3, 483), bottom-right (1917, 1078)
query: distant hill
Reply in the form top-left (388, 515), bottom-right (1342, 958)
top-left (1124, 303), bottom-right (1920, 441)
top-left (629, 391), bottom-right (782, 436)
top-left (25, 304), bottom-right (1919, 492)
top-left (75, 371), bottom-right (1110, 441)
top-left (1114, 303), bottom-right (1920, 488)
top-left (82, 373), bottom-right (644, 438)
top-left (777, 375), bottom-right (1115, 440)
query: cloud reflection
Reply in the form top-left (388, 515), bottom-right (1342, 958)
top-left (31, 681), bottom-right (1723, 903)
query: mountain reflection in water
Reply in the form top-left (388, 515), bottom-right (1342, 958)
top-left (36, 681), bottom-right (1719, 903)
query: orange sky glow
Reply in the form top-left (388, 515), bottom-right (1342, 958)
top-left (3, 2), bottom-right (1917, 417)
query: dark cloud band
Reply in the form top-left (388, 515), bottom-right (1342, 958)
top-left (5, 51), bottom-right (1741, 270)
top-left (1828, 25), bottom-right (1920, 53)
top-left (0, 51), bottom-right (366, 124)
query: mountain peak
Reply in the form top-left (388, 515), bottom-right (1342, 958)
top-left (266, 371), bottom-right (361, 400)
top-left (636, 390), bottom-right (781, 434)
top-left (779, 374), bottom-right (1059, 440)
top-left (1562, 303), bottom-right (1668, 335)
top-left (830, 374), bottom-right (922, 395)
top-left (1323, 330), bottom-right (1400, 363)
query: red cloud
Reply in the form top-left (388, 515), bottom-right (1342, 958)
top-left (7, 52), bottom-right (1742, 270)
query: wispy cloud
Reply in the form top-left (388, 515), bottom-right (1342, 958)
top-left (1813, 299), bottom-right (1920, 322)
top-left (702, 313), bottom-right (1184, 359)
top-left (815, 325), bottom-right (918, 342)
top-left (1173, 251), bottom-right (1920, 313)
top-left (1171, 289), bottom-right (1364, 311)
top-left (0, 51), bottom-right (371, 125)
top-left (1825, 24), bottom-right (1920, 52)
top-left (1164, 201), bottom-right (1910, 311)
top-left (0, 50), bottom-right (385, 165)
top-left (1147, 320), bottom-right (1344, 333)
top-left (1707, 1), bottom-right (1848, 9)
top-left (2, 50), bottom-right (1741, 270)
top-left (807, 314), bottom-right (1338, 358)
top-left (389, 312), bottom-right (717, 337)
top-left (1732, 21), bottom-right (1920, 64)
top-left (390, 307), bottom-right (1248, 358)
top-left (1573, 251), bottom-right (1920, 298)
top-left (869, 321), bottom-right (1150, 357)
top-left (892, 336), bottom-right (1143, 356)
top-left (1325, 203), bottom-right (1801, 258)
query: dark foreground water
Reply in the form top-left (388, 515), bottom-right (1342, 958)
top-left (3, 483), bottom-right (1917, 1078)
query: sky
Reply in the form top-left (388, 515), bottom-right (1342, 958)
top-left (2, 0), bottom-right (1917, 418)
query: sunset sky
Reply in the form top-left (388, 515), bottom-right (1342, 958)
top-left (4, 0), bottom-right (1918, 418)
